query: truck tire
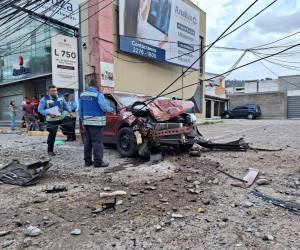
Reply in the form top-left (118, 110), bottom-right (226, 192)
top-left (116, 127), bottom-right (138, 157)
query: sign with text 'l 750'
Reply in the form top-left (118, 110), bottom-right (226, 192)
top-left (51, 34), bottom-right (78, 89)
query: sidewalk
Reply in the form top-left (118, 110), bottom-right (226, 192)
top-left (197, 118), bottom-right (223, 125)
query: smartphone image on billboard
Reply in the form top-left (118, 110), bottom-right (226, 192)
top-left (147, 0), bottom-right (172, 35)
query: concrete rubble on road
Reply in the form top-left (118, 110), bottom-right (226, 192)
top-left (1, 120), bottom-right (300, 249)
top-left (99, 191), bottom-right (127, 198)
top-left (71, 229), bottom-right (81, 236)
top-left (24, 226), bottom-right (42, 237)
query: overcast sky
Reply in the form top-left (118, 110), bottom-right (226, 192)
top-left (191, 0), bottom-right (300, 80)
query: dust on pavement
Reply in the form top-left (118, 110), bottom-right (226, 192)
top-left (0, 119), bottom-right (300, 250)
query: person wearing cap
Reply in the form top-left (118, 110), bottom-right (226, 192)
top-left (79, 79), bottom-right (113, 168)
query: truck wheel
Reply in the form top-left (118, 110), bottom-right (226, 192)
top-left (247, 113), bottom-right (254, 120)
top-left (224, 114), bottom-right (230, 119)
top-left (116, 127), bottom-right (138, 157)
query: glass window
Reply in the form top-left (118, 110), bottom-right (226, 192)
top-left (0, 13), bottom-right (74, 85)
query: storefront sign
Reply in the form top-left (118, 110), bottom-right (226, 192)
top-left (51, 35), bottom-right (78, 89)
top-left (119, 0), bottom-right (200, 69)
top-left (17, 0), bottom-right (79, 27)
top-left (12, 56), bottom-right (30, 77)
top-left (100, 62), bottom-right (114, 88)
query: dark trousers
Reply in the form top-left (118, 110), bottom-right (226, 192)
top-left (68, 117), bottom-right (76, 140)
top-left (47, 118), bottom-right (73, 152)
top-left (84, 126), bottom-right (104, 164)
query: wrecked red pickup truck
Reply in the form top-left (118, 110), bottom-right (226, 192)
top-left (81, 92), bottom-right (203, 157)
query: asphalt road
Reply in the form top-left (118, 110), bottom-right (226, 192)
top-left (0, 119), bottom-right (300, 250)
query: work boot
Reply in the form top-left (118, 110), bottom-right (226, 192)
top-left (85, 161), bottom-right (94, 167)
top-left (48, 151), bottom-right (56, 157)
top-left (94, 161), bottom-right (109, 168)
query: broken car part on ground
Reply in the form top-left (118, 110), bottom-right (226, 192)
top-left (81, 93), bottom-right (281, 158)
top-left (0, 160), bottom-right (51, 186)
top-left (251, 189), bottom-right (300, 215)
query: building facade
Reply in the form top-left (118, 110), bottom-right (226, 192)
top-left (0, 1), bottom-right (79, 122)
top-left (205, 72), bottom-right (228, 118)
top-left (0, 0), bottom-right (207, 122)
top-left (228, 75), bottom-right (300, 119)
top-left (84, 0), bottom-right (206, 116)
top-left (244, 79), bottom-right (279, 93)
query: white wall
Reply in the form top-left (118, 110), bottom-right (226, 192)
top-left (288, 90), bottom-right (300, 96)
top-left (245, 80), bottom-right (279, 93)
top-left (245, 82), bottom-right (258, 93)
top-left (259, 80), bottom-right (279, 92)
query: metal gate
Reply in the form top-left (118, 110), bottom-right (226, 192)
top-left (288, 96), bottom-right (300, 118)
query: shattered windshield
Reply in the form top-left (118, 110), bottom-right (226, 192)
top-left (114, 94), bottom-right (149, 107)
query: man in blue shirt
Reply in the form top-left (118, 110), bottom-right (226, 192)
top-left (64, 93), bottom-right (77, 142)
top-left (79, 79), bottom-right (113, 168)
top-left (38, 85), bottom-right (73, 156)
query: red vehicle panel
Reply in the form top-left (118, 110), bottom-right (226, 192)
top-left (81, 92), bottom-right (199, 157)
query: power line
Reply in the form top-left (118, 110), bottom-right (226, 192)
top-left (0, 0), bottom-right (29, 27)
top-left (0, 0), bottom-right (46, 22)
top-left (98, 43), bottom-right (146, 64)
top-left (0, 0), bottom-right (65, 45)
top-left (0, 0), bottom-right (92, 47)
top-left (49, 0), bottom-right (262, 128)
top-left (37, 1), bottom-right (300, 130)
top-left (251, 30), bottom-right (300, 49)
top-left (51, 38), bottom-right (300, 130)
top-left (263, 59), bottom-right (300, 72)
top-left (210, 0), bottom-right (279, 46)
top-left (2, 0), bottom-right (277, 63)
top-left (101, 0), bottom-right (264, 125)
top-left (167, 0), bottom-right (277, 61)
top-left (0, 0), bottom-right (73, 48)
top-left (150, 0), bottom-right (259, 104)
top-left (250, 51), bottom-right (300, 88)
top-left (1, 0), bottom-right (114, 58)
top-left (224, 50), bottom-right (248, 78)
top-left (160, 42), bottom-right (300, 98)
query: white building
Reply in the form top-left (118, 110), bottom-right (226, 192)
top-left (244, 79), bottom-right (279, 93)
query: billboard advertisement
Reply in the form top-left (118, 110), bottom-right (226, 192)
top-left (17, 0), bottom-right (79, 27)
top-left (51, 35), bottom-right (79, 89)
top-left (119, 0), bottom-right (200, 69)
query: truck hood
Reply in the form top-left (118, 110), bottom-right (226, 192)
top-left (147, 99), bottom-right (194, 122)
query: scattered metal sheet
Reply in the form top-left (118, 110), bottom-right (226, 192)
top-left (251, 189), bottom-right (300, 215)
top-left (216, 168), bottom-right (247, 183)
top-left (197, 138), bottom-right (250, 151)
top-left (0, 160), bottom-right (52, 186)
top-left (249, 146), bottom-right (283, 152)
top-left (231, 168), bottom-right (259, 188)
